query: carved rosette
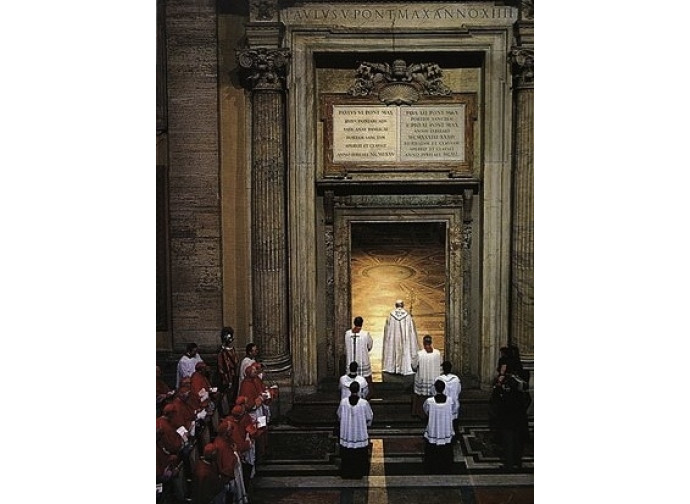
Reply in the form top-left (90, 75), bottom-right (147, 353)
top-left (237, 48), bottom-right (290, 91)
top-left (510, 47), bottom-right (534, 89)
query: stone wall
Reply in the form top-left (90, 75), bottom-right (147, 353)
top-left (166, 0), bottom-right (222, 352)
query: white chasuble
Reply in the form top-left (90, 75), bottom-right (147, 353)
top-left (382, 308), bottom-right (419, 375)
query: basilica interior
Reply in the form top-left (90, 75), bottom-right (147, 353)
top-left (157, 1), bottom-right (534, 502)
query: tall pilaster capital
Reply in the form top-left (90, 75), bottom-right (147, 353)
top-left (237, 48), bottom-right (291, 91)
top-left (510, 47), bottom-right (534, 89)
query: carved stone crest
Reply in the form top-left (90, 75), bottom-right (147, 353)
top-left (348, 59), bottom-right (451, 105)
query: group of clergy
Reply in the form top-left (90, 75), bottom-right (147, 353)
top-left (156, 328), bottom-right (277, 503)
top-left (339, 301), bottom-right (462, 477)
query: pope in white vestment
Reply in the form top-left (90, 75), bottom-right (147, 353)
top-left (382, 300), bottom-right (419, 375)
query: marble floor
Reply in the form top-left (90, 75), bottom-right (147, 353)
top-left (249, 431), bottom-right (534, 504)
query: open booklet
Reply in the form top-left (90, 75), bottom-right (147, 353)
top-left (256, 416), bottom-right (267, 428)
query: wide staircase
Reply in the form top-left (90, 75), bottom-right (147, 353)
top-left (255, 378), bottom-right (534, 491)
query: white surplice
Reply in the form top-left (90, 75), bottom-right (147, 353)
top-left (382, 307), bottom-right (419, 375)
top-left (344, 329), bottom-right (373, 377)
top-left (414, 348), bottom-right (442, 395)
top-left (339, 373), bottom-right (369, 400)
top-left (432, 373), bottom-right (462, 419)
top-left (423, 396), bottom-right (454, 445)
top-left (337, 397), bottom-right (373, 449)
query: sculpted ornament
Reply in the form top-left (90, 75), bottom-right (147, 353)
top-left (249, 0), bottom-right (277, 21)
top-left (348, 59), bottom-right (451, 105)
top-left (510, 48), bottom-right (534, 87)
top-left (237, 48), bottom-right (290, 90)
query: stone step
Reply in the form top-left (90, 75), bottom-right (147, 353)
top-left (285, 388), bottom-right (494, 428)
top-left (258, 422), bottom-right (534, 477)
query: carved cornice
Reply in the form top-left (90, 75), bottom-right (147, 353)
top-left (237, 48), bottom-right (291, 90)
top-left (510, 47), bottom-right (534, 89)
top-left (348, 59), bottom-right (451, 105)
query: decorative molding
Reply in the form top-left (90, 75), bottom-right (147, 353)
top-left (461, 222), bottom-right (473, 249)
top-left (348, 59), bottom-right (451, 105)
top-left (510, 47), bottom-right (534, 88)
top-left (237, 48), bottom-right (291, 90)
top-left (462, 189), bottom-right (473, 249)
top-left (335, 194), bottom-right (462, 208)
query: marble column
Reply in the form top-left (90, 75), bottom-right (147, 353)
top-left (237, 46), bottom-right (292, 372)
top-left (509, 1), bottom-right (534, 358)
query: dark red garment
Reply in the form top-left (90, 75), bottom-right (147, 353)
top-left (212, 433), bottom-right (237, 484)
top-left (227, 416), bottom-right (251, 453)
top-left (156, 377), bottom-right (171, 397)
top-left (238, 376), bottom-right (267, 405)
top-left (156, 416), bottom-right (183, 479)
top-left (190, 371), bottom-right (213, 410)
top-left (192, 458), bottom-right (223, 504)
top-left (169, 396), bottom-right (196, 430)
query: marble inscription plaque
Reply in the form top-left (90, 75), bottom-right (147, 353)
top-left (332, 106), bottom-right (398, 162)
top-left (332, 104), bottom-right (465, 163)
top-left (400, 105), bottom-right (465, 161)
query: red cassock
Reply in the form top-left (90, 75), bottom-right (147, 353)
top-left (239, 376), bottom-right (268, 405)
top-left (192, 458), bottom-right (223, 504)
top-left (156, 416), bottom-right (183, 480)
top-left (190, 371), bottom-right (213, 410)
top-left (212, 434), bottom-right (237, 484)
top-left (228, 417), bottom-right (251, 453)
top-left (168, 397), bottom-right (196, 430)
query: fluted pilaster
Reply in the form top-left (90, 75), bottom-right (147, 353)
top-left (509, 1), bottom-right (534, 357)
top-left (238, 47), bottom-right (292, 371)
